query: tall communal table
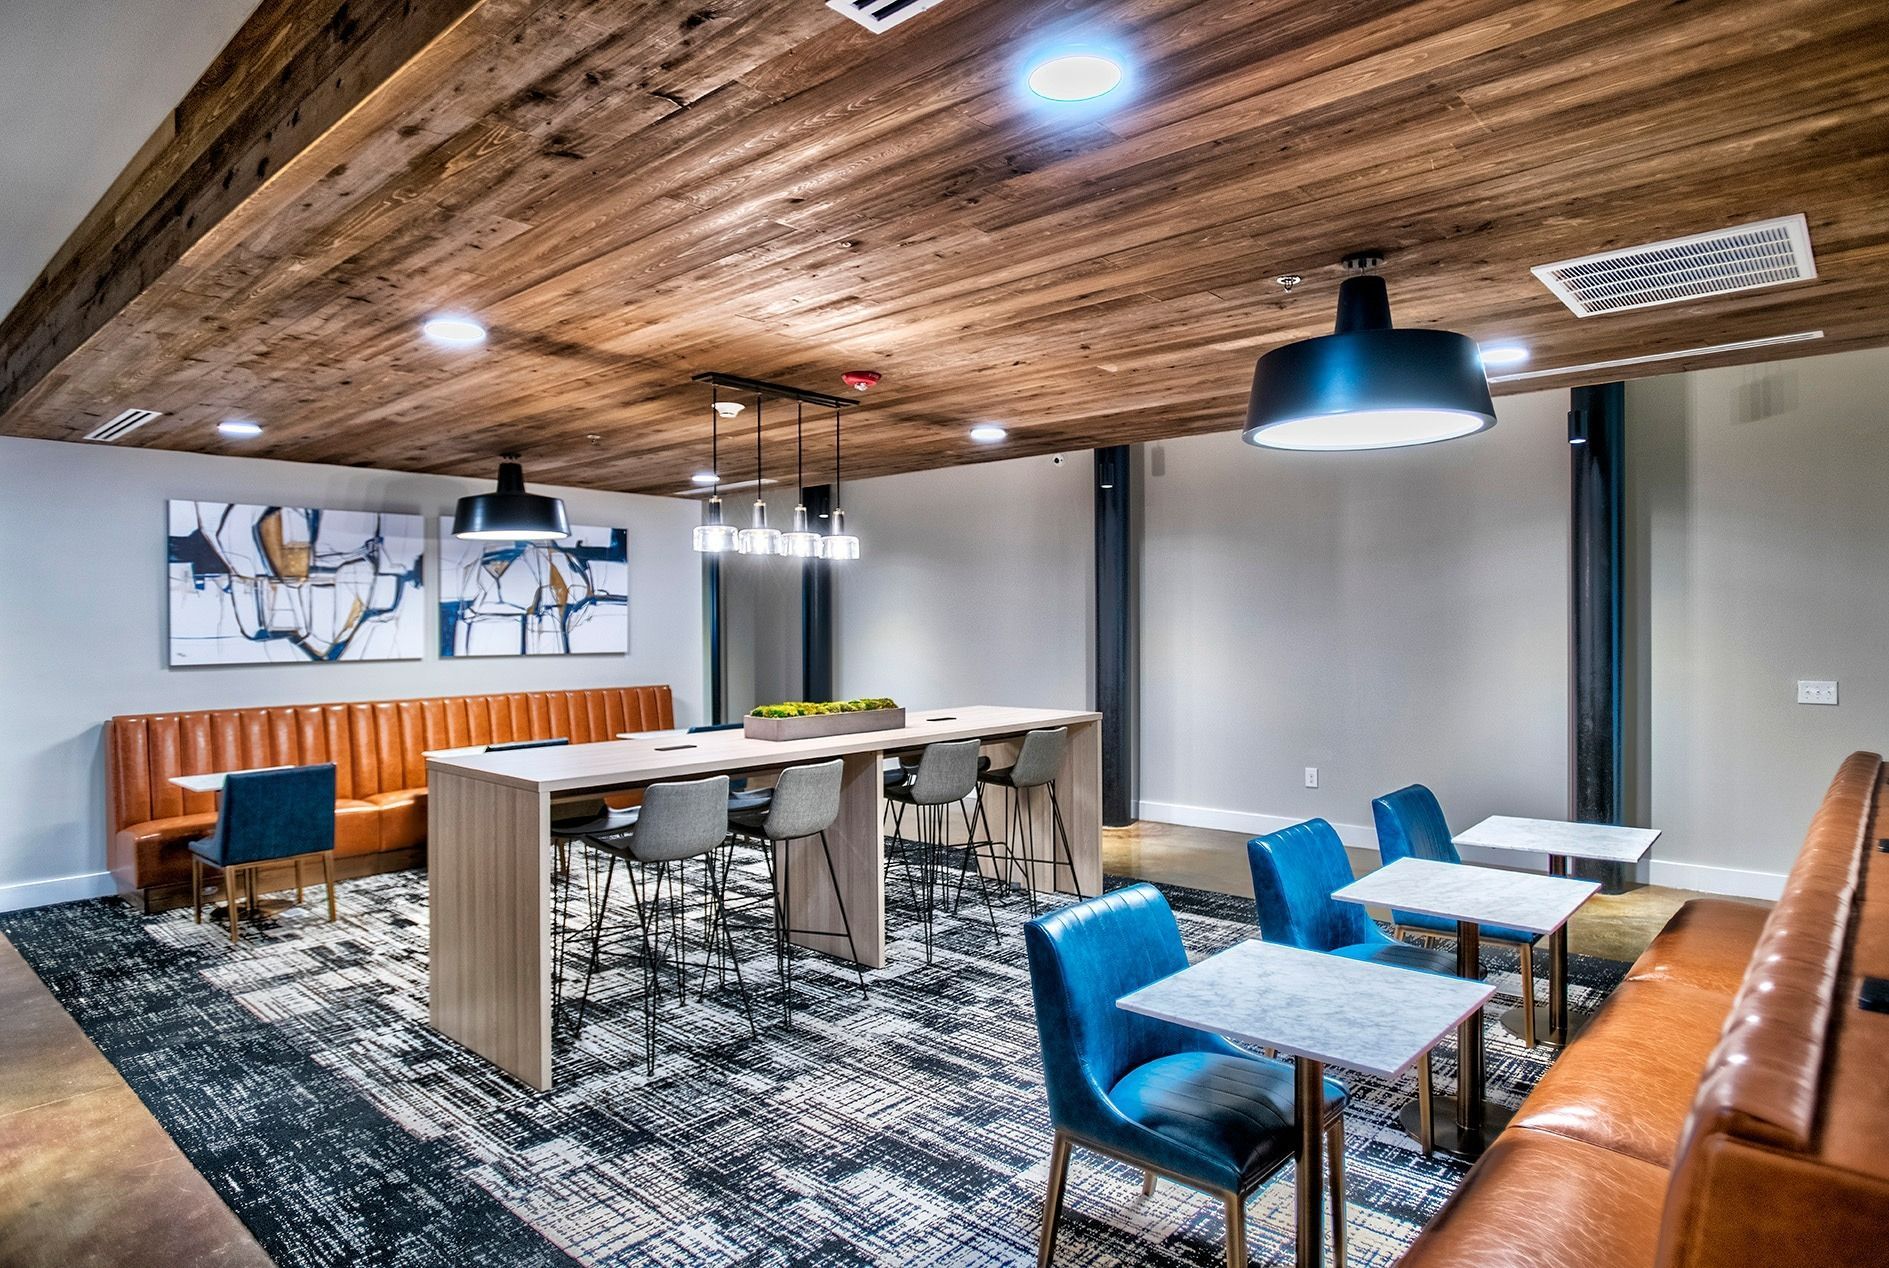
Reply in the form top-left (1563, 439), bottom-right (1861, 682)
top-left (426, 705), bottom-right (1102, 1090)
top-left (1452, 816), bottom-right (1660, 1046)
top-left (1331, 857), bottom-right (1597, 1159)
top-left (1117, 940), bottom-right (1494, 1268)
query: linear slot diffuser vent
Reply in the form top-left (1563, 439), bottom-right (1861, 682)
top-left (83, 408), bottom-right (163, 442)
top-left (1532, 214), bottom-right (1815, 317)
top-left (825, 0), bottom-right (953, 34)
top-left (1487, 330), bottom-right (1824, 384)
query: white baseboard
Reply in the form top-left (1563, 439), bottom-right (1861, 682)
top-left (0, 870), bottom-right (118, 914)
top-left (1134, 799), bottom-right (1787, 901)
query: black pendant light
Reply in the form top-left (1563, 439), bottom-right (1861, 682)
top-left (452, 454), bottom-right (570, 540)
top-left (1243, 255), bottom-right (1495, 451)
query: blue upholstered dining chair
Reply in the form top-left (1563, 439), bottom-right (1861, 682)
top-left (1247, 817), bottom-right (1453, 1154)
top-left (1024, 883), bottom-right (1346, 1268)
top-left (190, 763), bottom-right (338, 945)
top-left (1373, 784), bottom-right (1544, 1047)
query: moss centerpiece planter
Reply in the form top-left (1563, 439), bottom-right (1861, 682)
top-left (743, 698), bottom-right (905, 742)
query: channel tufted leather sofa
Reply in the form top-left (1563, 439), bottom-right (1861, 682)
top-left (106, 685), bottom-right (673, 905)
top-left (1398, 750), bottom-right (1889, 1268)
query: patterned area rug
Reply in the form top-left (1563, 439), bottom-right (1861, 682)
top-left (1, 850), bottom-right (1627, 1267)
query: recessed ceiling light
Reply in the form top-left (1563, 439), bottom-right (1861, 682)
top-left (691, 470), bottom-right (719, 485)
top-left (1026, 52), bottom-right (1124, 102)
top-left (970, 425), bottom-right (1008, 443)
top-left (422, 315), bottom-right (486, 346)
top-left (1479, 343), bottom-right (1530, 368)
top-left (218, 419), bottom-right (263, 438)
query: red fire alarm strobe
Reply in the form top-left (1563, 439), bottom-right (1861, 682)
top-left (841, 370), bottom-right (882, 391)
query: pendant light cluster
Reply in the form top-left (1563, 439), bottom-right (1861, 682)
top-left (691, 378), bottom-right (860, 561)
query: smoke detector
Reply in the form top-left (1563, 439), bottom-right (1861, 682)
top-left (82, 408), bottom-right (163, 442)
top-left (826, 0), bottom-right (953, 34)
top-left (1532, 214), bottom-right (1816, 318)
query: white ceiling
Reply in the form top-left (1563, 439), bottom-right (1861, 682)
top-left (0, 0), bottom-right (261, 318)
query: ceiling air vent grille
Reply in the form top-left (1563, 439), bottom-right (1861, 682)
top-left (1532, 214), bottom-right (1815, 317)
top-left (82, 408), bottom-right (163, 442)
top-left (825, 0), bottom-right (953, 34)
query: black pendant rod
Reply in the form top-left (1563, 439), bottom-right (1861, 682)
top-left (709, 386), bottom-right (720, 497)
top-left (692, 371), bottom-right (859, 412)
top-left (796, 402), bottom-right (805, 497)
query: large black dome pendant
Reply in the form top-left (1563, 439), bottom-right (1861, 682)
top-left (452, 458), bottom-right (571, 541)
top-left (1243, 273), bottom-right (1496, 451)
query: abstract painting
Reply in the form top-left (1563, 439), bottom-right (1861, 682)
top-left (437, 520), bottom-right (628, 657)
top-left (168, 501), bottom-right (425, 665)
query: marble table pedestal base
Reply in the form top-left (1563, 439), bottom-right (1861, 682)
top-left (1408, 919), bottom-right (1510, 1161)
top-left (1401, 1095), bottom-right (1515, 1159)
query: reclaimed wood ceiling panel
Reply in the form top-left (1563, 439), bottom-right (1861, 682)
top-left (2, 0), bottom-right (1886, 494)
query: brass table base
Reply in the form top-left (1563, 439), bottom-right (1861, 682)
top-left (1401, 1095), bottom-right (1515, 1161)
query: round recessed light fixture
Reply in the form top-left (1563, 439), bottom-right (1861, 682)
top-left (1026, 52), bottom-right (1124, 102)
top-left (422, 315), bottom-right (487, 346)
top-left (691, 470), bottom-right (719, 485)
top-left (970, 425), bottom-right (1008, 443)
top-left (218, 419), bottom-right (263, 438)
top-left (1479, 343), bottom-right (1530, 368)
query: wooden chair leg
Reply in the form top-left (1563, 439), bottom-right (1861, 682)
top-left (192, 858), bottom-right (204, 924)
top-left (1519, 940), bottom-right (1537, 1048)
top-left (1417, 1051), bottom-right (1434, 1157)
top-left (1223, 1190), bottom-right (1247, 1268)
top-left (1328, 1117), bottom-right (1347, 1268)
top-left (1141, 1170), bottom-right (1156, 1197)
top-left (1038, 1130), bottom-right (1072, 1268)
top-left (322, 852), bottom-right (337, 922)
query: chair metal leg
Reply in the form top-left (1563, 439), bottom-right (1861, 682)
top-left (322, 852), bottom-right (337, 922)
top-left (1519, 939), bottom-right (1538, 1049)
top-left (294, 858), bottom-right (304, 904)
top-left (227, 866), bottom-right (240, 944)
top-left (1223, 1190), bottom-right (1248, 1268)
top-left (1038, 1130), bottom-right (1072, 1268)
top-left (192, 858), bottom-right (204, 924)
top-left (576, 853), bottom-right (618, 1036)
top-left (1046, 780), bottom-right (1082, 897)
top-left (1328, 1117), bottom-right (1347, 1268)
top-left (818, 831), bottom-right (869, 998)
top-left (1416, 1051), bottom-right (1434, 1157)
top-left (1141, 1170), bottom-right (1156, 1197)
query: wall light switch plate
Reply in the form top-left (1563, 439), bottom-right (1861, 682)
top-left (1304, 767), bottom-right (1319, 789)
top-left (1797, 680), bottom-right (1839, 706)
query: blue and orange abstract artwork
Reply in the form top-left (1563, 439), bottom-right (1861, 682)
top-left (437, 520), bottom-right (628, 657)
top-left (167, 501), bottom-right (426, 665)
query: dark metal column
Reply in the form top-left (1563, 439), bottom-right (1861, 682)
top-left (704, 554), bottom-right (726, 725)
top-left (1569, 382), bottom-right (1628, 891)
top-left (1095, 446), bottom-right (1136, 827)
top-left (802, 483), bottom-right (834, 701)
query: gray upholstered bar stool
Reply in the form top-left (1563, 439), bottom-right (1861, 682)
top-left (885, 738), bottom-right (1000, 962)
top-left (976, 726), bottom-right (1084, 914)
top-left (727, 758), bottom-right (866, 1024)
top-left (575, 774), bottom-right (753, 1074)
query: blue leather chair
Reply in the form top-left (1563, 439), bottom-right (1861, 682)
top-left (1373, 784), bottom-right (1543, 1047)
top-left (1247, 817), bottom-right (1454, 1153)
top-left (190, 763), bottom-right (337, 944)
top-left (1025, 883), bottom-right (1346, 1267)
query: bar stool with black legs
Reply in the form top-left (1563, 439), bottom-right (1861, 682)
top-left (727, 758), bottom-right (866, 1024)
top-left (976, 726), bottom-right (1084, 914)
top-left (885, 738), bottom-right (1001, 962)
top-left (574, 775), bottom-right (755, 1074)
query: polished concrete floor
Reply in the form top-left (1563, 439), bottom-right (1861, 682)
top-left (2, 822), bottom-right (1759, 1267)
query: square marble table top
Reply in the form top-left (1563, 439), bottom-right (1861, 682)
top-left (1116, 939), bottom-right (1494, 1079)
top-left (1453, 815), bottom-right (1660, 864)
top-left (169, 765), bottom-right (293, 793)
top-left (1332, 857), bottom-right (1598, 937)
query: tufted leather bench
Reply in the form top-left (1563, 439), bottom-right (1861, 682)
top-left (106, 686), bottom-right (673, 905)
top-left (1399, 750), bottom-right (1888, 1268)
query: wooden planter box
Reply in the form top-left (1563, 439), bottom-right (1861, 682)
top-left (743, 706), bottom-right (906, 742)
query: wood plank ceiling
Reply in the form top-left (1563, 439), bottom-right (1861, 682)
top-left (2, 0), bottom-right (1886, 494)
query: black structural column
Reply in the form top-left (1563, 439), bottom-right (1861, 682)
top-left (704, 554), bottom-right (726, 726)
top-left (802, 483), bottom-right (834, 701)
top-left (1568, 382), bottom-right (1627, 891)
top-left (1095, 446), bottom-right (1136, 826)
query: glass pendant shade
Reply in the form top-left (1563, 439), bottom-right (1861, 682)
top-left (781, 504), bottom-right (823, 558)
top-left (453, 460), bottom-right (570, 540)
top-left (1243, 276), bottom-right (1495, 452)
top-left (692, 495), bottom-right (740, 553)
top-left (823, 507), bottom-right (860, 561)
top-left (739, 499), bottom-right (781, 556)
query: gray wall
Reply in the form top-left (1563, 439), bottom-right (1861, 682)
top-left (0, 436), bottom-right (704, 909)
top-left (1627, 347), bottom-right (1889, 894)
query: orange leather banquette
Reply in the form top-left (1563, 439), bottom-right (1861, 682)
top-left (106, 685), bottom-right (674, 900)
top-left (1398, 750), bottom-right (1889, 1268)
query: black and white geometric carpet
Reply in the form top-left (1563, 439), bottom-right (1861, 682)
top-left (0, 848), bottom-right (1627, 1268)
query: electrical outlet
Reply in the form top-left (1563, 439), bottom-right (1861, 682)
top-left (1797, 680), bottom-right (1839, 706)
top-left (1304, 767), bottom-right (1319, 789)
